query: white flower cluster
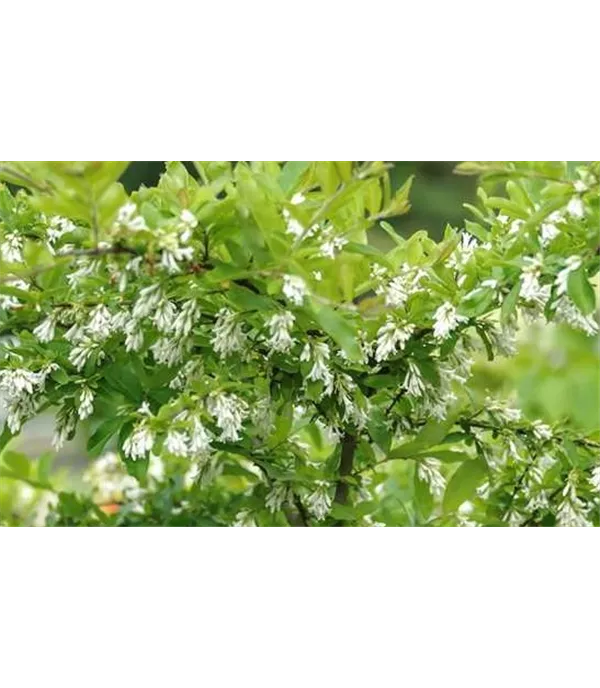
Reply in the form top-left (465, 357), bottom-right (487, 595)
top-left (433, 302), bottom-right (467, 340)
top-left (380, 264), bottom-right (427, 308)
top-left (0, 366), bottom-right (55, 433)
top-left (417, 458), bottom-right (446, 498)
top-left (0, 278), bottom-right (29, 310)
top-left (207, 392), bottom-right (248, 442)
top-left (0, 232), bottom-right (23, 263)
top-left (375, 318), bottom-right (415, 361)
top-left (447, 232), bottom-right (479, 271)
top-left (305, 480), bottom-right (332, 520)
top-left (282, 274), bottom-right (307, 305)
top-left (83, 452), bottom-right (143, 507)
top-left (266, 311), bottom-right (295, 354)
top-left (212, 308), bottom-right (247, 358)
top-left (556, 473), bottom-right (591, 527)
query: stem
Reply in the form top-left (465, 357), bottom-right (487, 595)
top-left (332, 433), bottom-right (357, 525)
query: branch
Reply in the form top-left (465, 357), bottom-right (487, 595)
top-left (332, 432), bottom-right (357, 526)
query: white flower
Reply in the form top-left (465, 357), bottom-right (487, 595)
top-left (540, 222), bottom-right (559, 245)
top-left (320, 236), bottom-right (347, 259)
top-left (552, 296), bottom-right (598, 336)
top-left (383, 265), bottom-right (427, 307)
top-left (403, 360), bottom-right (426, 397)
top-left (433, 302), bottom-right (467, 339)
top-left (111, 309), bottom-right (130, 332)
top-left (306, 481), bottom-right (332, 520)
top-left (64, 322), bottom-right (85, 344)
top-left (507, 510), bottom-right (525, 527)
top-left (266, 311), bottom-right (295, 353)
top-left (52, 407), bottom-right (77, 451)
top-left (447, 232), bottom-right (478, 269)
top-left (566, 197), bottom-right (584, 219)
top-left (282, 274), bottom-right (307, 305)
top-left (132, 284), bottom-right (163, 320)
top-left (160, 245), bottom-right (194, 274)
top-left (165, 429), bottom-right (190, 457)
top-left (151, 336), bottom-right (189, 367)
top-left (172, 300), bottom-right (200, 338)
top-left (285, 214), bottom-right (305, 239)
top-left (233, 510), bottom-right (257, 527)
top-left (375, 318), bottom-right (415, 361)
top-left (212, 308), bottom-right (247, 358)
top-left (291, 192), bottom-right (305, 205)
top-left (266, 482), bottom-right (292, 513)
top-left (77, 386), bottom-right (95, 420)
top-left (519, 257), bottom-right (548, 305)
top-left (114, 202), bottom-right (148, 231)
top-left (0, 368), bottom-right (45, 398)
top-left (1, 232), bottom-right (23, 262)
top-left (508, 220), bottom-right (524, 235)
top-left (33, 315), bottom-right (56, 343)
top-left (86, 305), bottom-right (113, 340)
top-left (486, 398), bottom-right (522, 424)
top-left (417, 458), bottom-right (446, 498)
top-left (69, 337), bottom-right (105, 371)
top-left (0, 279), bottom-right (29, 310)
top-left (123, 423), bottom-right (155, 460)
top-left (557, 476), bottom-right (590, 527)
top-left (590, 466), bottom-right (600, 494)
top-left (303, 342), bottom-right (334, 392)
top-left (313, 270), bottom-right (322, 281)
top-left (555, 255), bottom-right (582, 296)
top-left (189, 418), bottom-right (212, 456)
top-left (47, 215), bottom-right (76, 245)
top-left (152, 299), bottom-right (177, 333)
top-left (532, 420), bottom-right (552, 442)
top-left (497, 214), bottom-right (509, 225)
top-left (207, 392), bottom-right (249, 442)
top-left (5, 395), bottom-right (38, 433)
top-left (124, 321), bottom-right (144, 352)
top-left (180, 209), bottom-right (198, 229)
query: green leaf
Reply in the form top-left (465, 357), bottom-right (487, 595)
top-left (37, 452), bottom-right (55, 484)
top-left (279, 162), bottom-right (309, 194)
top-left (367, 407), bottom-right (392, 453)
top-left (567, 268), bottom-right (596, 315)
top-left (443, 458), bottom-right (488, 513)
top-left (389, 418), bottom-right (455, 459)
top-left (267, 402), bottom-right (293, 448)
top-left (414, 450), bottom-right (472, 464)
top-left (309, 304), bottom-right (361, 361)
top-left (459, 288), bottom-right (496, 318)
top-left (501, 281), bottom-right (520, 325)
top-left (0, 468), bottom-right (51, 491)
top-left (0, 423), bottom-right (15, 453)
top-left (413, 469), bottom-right (434, 520)
top-left (379, 221), bottom-right (404, 246)
top-left (2, 450), bottom-right (30, 478)
top-left (87, 417), bottom-right (125, 457)
top-left (329, 503), bottom-right (358, 521)
top-left (0, 284), bottom-right (37, 302)
top-left (562, 439), bottom-right (582, 468)
top-left (227, 284), bottom-right (273, 312)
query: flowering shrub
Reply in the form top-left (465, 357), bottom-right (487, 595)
top-left (0, 161), bottom-right (598, 527)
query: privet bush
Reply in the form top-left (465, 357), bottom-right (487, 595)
top-left (0, 161), bottom-right (598, 527)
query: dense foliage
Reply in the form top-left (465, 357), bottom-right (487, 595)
top-left (0, 161), bottom-right (598, 526)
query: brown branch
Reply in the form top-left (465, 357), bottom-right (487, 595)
top-left (332, 432), bottom-right (357, 526)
